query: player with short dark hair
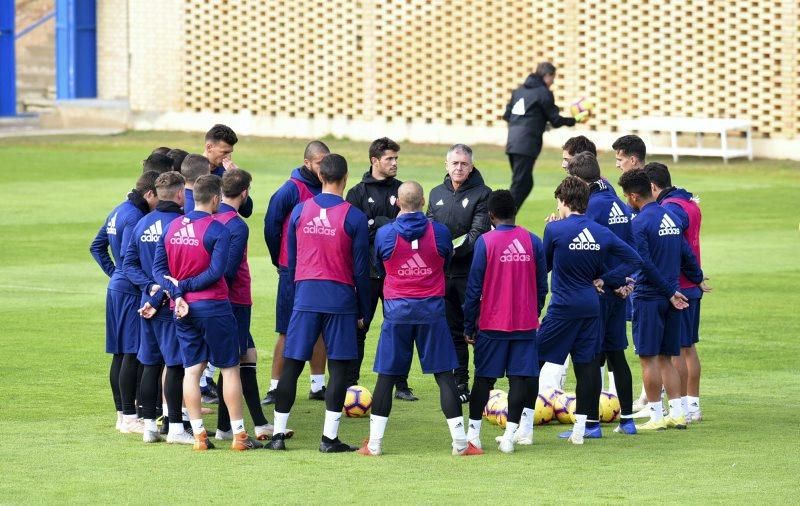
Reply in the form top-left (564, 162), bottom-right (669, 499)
top-left (262, 141), bottom-right (330, 405)
top-left (123, 171), bottom-right (193, 444)
top-left (612, 135), bottom-right (646, 172)
top-left (166, 148), bottom-right (189, 173)
top-left (645, 162), bottom-right (709, 423)
top-left (264, 154), bottom-right (370, 453)
top-left (203, 124), bottom-right (253, 218)
top-left (151, 147), bottom-right (171, 155)
top-left (617, 169), bottom-right (706, 431)
top-left (562, 136), bottom-right (597, 171)
top-left (358, 182), bottom-right (481, 456)
top-left (537, 176), bottom-right (642, 444)
top-left (90, 171), bottom-right (160, 434)
top-left (180, 154), bottom-right (211, 214)
top-left (345, 137), bottom-right (417, 400)
top-left (463, 189), bottom-right (548, 453)
top-left (152, 174), bottom-right (260, 451)
top-left (143, 153), bottom-right (175, 174)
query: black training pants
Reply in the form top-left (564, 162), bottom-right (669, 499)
top-left (508, 153), bottom-right (538, 211)
top-left (444, 275), bottom-right (469, 386)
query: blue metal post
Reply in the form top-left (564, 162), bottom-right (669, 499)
top-left (56, 0), bottom-right (95, 99)
top-left (0, 0), bottom-right (16, 116)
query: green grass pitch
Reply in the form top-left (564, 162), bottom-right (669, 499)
top-left (0, 131), bottom-right (798, 503)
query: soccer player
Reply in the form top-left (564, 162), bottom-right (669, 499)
top-left (212, 169), bottom-right (280, 442)
top-left (561, 135), bottom-right (597, 171)
top-left (613, 135), bottom-right (646, 173)
top-left (567, 153), bottom-right (638, 433)
top-left (181, 154), bottom-right (211, 215)
top-left (203, 124), bottom-right (253, 218)
top-left (617, 169), bottom-right (706, 431)
top-left (537, 176), bottom-right (642, 444)
top-left (90, 171), bottom-right (159, 433)
top-left (152, 174), bottom-right (260, 451)
top-left (645, 162), bottom-right (708, 422)
top-left (427, 144), bottom-right (492, 402)
top-left (463, 189), bottom-right (548, 453)
top-left (166, 148), bottom-right (189, 173)
top-left (123, 171), bottom-right (194, 444)
top-left (262, 141), bottom-right (329, 404)
top-left (345, 137), bottom-right (417, 400)
top-left (142, 152), bottom-right (175, 174)
top-left (358, 182), bottom-right (481, 456)
top-left (264, 154), bottom-right (370, 452)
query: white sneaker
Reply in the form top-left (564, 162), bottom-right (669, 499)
top-left (119, 418), bottom-right (145, 434)
top-left (498, 438), bottom-right (514, 454)
top-left (468, 438), bottom-right (482, 450)
top-left (632, 395), bottom-right (648, 413)
top-left (567, 432), bottom-right (584, 445)
top-left (214, 429), bottom-right (233, 441)
top-left (254, 424), bottom-right (294, 440)
top-left (166, 431), bottom-right (195, 445)
top-left (495, 431), bottom-right (533, 445)
top-left (687, 410), bottom-right (703, 423)
top-left (632, 406), bottom-right (651, 419)
top-left (143, 430), bottom-right (162, 443)
top-left (115, 415), bottom-right (123, 431)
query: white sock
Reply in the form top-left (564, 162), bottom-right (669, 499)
top-left (323, 410), bottom-right (341, 440)
top-left (681, 396), bottom-right (689, 416)
top-left (123, 414), bottom-right (137, 423)
top-left (600, 364), bottom-right (607, 391)
top-left (273, 411), bottom-right (290, 435)
top-left (199, 375), bottom-right (208, 388)
top-left (205, 365), bottom-right (216, 378)
top-left (169, 422), bottom-right (185, 435)
top-left (144, 418), bottom-right (158, 432)
top-left (648, 401), bottom-right (664, 422)
top-left (161, 403), bottom-right (169, 417)
top-left (190, 418), bottom-right (205, 433)
top-left (520, 408), bottom-right (534, 434)
top-left (231, 418), bottom-right (245, 435)
top-left (369, 415), bottom-right (388, 450)
top-left (447, 416), bottom-right (467, 450)
top-left (181, 408), bottom-right (189, 421)
top-left (269, 379), bottom-right (279, 391)
top-left (572, 414), bottom-right (587, 438)
top-left (502, 421), bottom-right (519, 443)
top-left (310, 374), bottom-right (325, 393)
top-left (687, 395), bottom-right (700, 412)
top-left (539, 362), bottom-right (565, 390)
top-left (116, 411), bottom-right (123, 422)
top-left (607, 371), bottom-right (617, 395)
top-left (467, 419), bottom-right (482, 442)
top-left (668, 398), bottom-right (684, 419)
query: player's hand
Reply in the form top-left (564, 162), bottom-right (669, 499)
top-left (592, 279), bottom-right (605, 294)
top-left (464, 334), bottom-right (475, 345)
top-left (165, 276), bottom-right (179, 287)
top-left (222, 156), bottom-right (239, 171)
top-left (670, 291), bottom-right (689, 310)
top-left (575, 110), bottom-right (590, 123)
top-left (699, 278), bottom-right (713, 293)
top-left (174, 297), bottom-right (189, 319)
top-left (148, 284), bottom-right (161, 297)
top-left (613, 286), bottom-right (629, 299)
top-left (357, 319), bottom-right (366, 330)
top-left (545, 212), bottom-right (560, 223)
top-left (138, 302), bottom-right (157, 319)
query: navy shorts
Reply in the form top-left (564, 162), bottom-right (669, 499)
top-left (285, 310), bottom-right (357, 361)
top-left (373, 318), bottom-right (458, 375)
top-left (679, 298), bottom-right (701, 347)
top-left (537, 316), bottom-right (600, 365)
top-left (105, 290), bottom-right (140, 354)
top-left (138, 317), bottom-right (182, 367)
top-left (232, 304), bottom-right (256, 356)
top-left (175, 311), bottom-right (240, 368)
top-left (600, 294), bottom-right (629, 352)
top-left (473, 333), bottom-right (539, 378)
top-left (275, 269), bottom-right (293, 334)
top-left (137, 317), bottom-right (163, 366)
top-left (632, 297), bottom-right (681, 357)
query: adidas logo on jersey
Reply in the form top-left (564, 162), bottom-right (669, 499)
top-left (302, 208), bottom-right (336, 236)
top-left (397, 253), bottom-right (433, 276)
top-left (608, 202), bottom-right (629, 225)
top-left (169, 223), bottom-right (200, 246)
top-left (140, 221), bottom-right (163, 242)
top-left (500, 238), bottom-right (531, 262)
top-left (569, 228), bottom-right (600, 251)
top-left (659, 214), bottom-right (681, 236)
top-left (106, 213), bottom-right (118, 235)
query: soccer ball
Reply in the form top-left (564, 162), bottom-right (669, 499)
top-left (570, 96), bottom-right (595, 116)
top-left (534, 392), bottom-right (555, 425)
top-left (598, 391), bottom-right (621, 423)
top-left (342, 385), bottom-right (372, 417)
top-left (554, 392), bottom-right (577, 424)
top-left (494, 397), bottom-right (509, 428)
top-left (542, 387), bottom-right (564, 407)
top-left (484, 389), bottom-right (508, 425)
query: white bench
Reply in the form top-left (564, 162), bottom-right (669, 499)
top-left (618, 116), bottom-right (753, 163)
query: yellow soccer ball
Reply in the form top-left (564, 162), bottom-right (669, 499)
top-left (599, 391), bottom-right (621, 423)
top-left (484, 389), bottom-right (507, 425)
top-left (554, 392), bottom-right (577, 424)
top-left (534, 392), bottom-right (555, 425)
top-left (570, 96), bottom-right (595, 117)
top-left (342, 385), bottom-right (372, 417)
top-left (494, 397), bottom-right (509, 428)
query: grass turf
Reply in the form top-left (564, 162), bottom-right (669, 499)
top-left (0, 131), bottom-right (798, 504)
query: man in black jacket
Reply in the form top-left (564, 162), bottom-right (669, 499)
top-left (503, 62), bottom-right (587, 210)
top-left (345, 138), bottom-right (418, 401)
top-left (427, 144), bottom-right (492, 402)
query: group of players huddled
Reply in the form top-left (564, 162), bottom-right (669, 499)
top-left (91, 124), bottom-right (709, 455)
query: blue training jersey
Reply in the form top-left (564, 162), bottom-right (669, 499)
top-left (90, 199), bottom-right (147, 295)
top-left (543, 214), bottom-right (642, 319)
top-left (264, 167), bottom-right (322, 268)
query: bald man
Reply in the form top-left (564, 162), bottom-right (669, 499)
top-left (358, 182), bottom-right (481, 456)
